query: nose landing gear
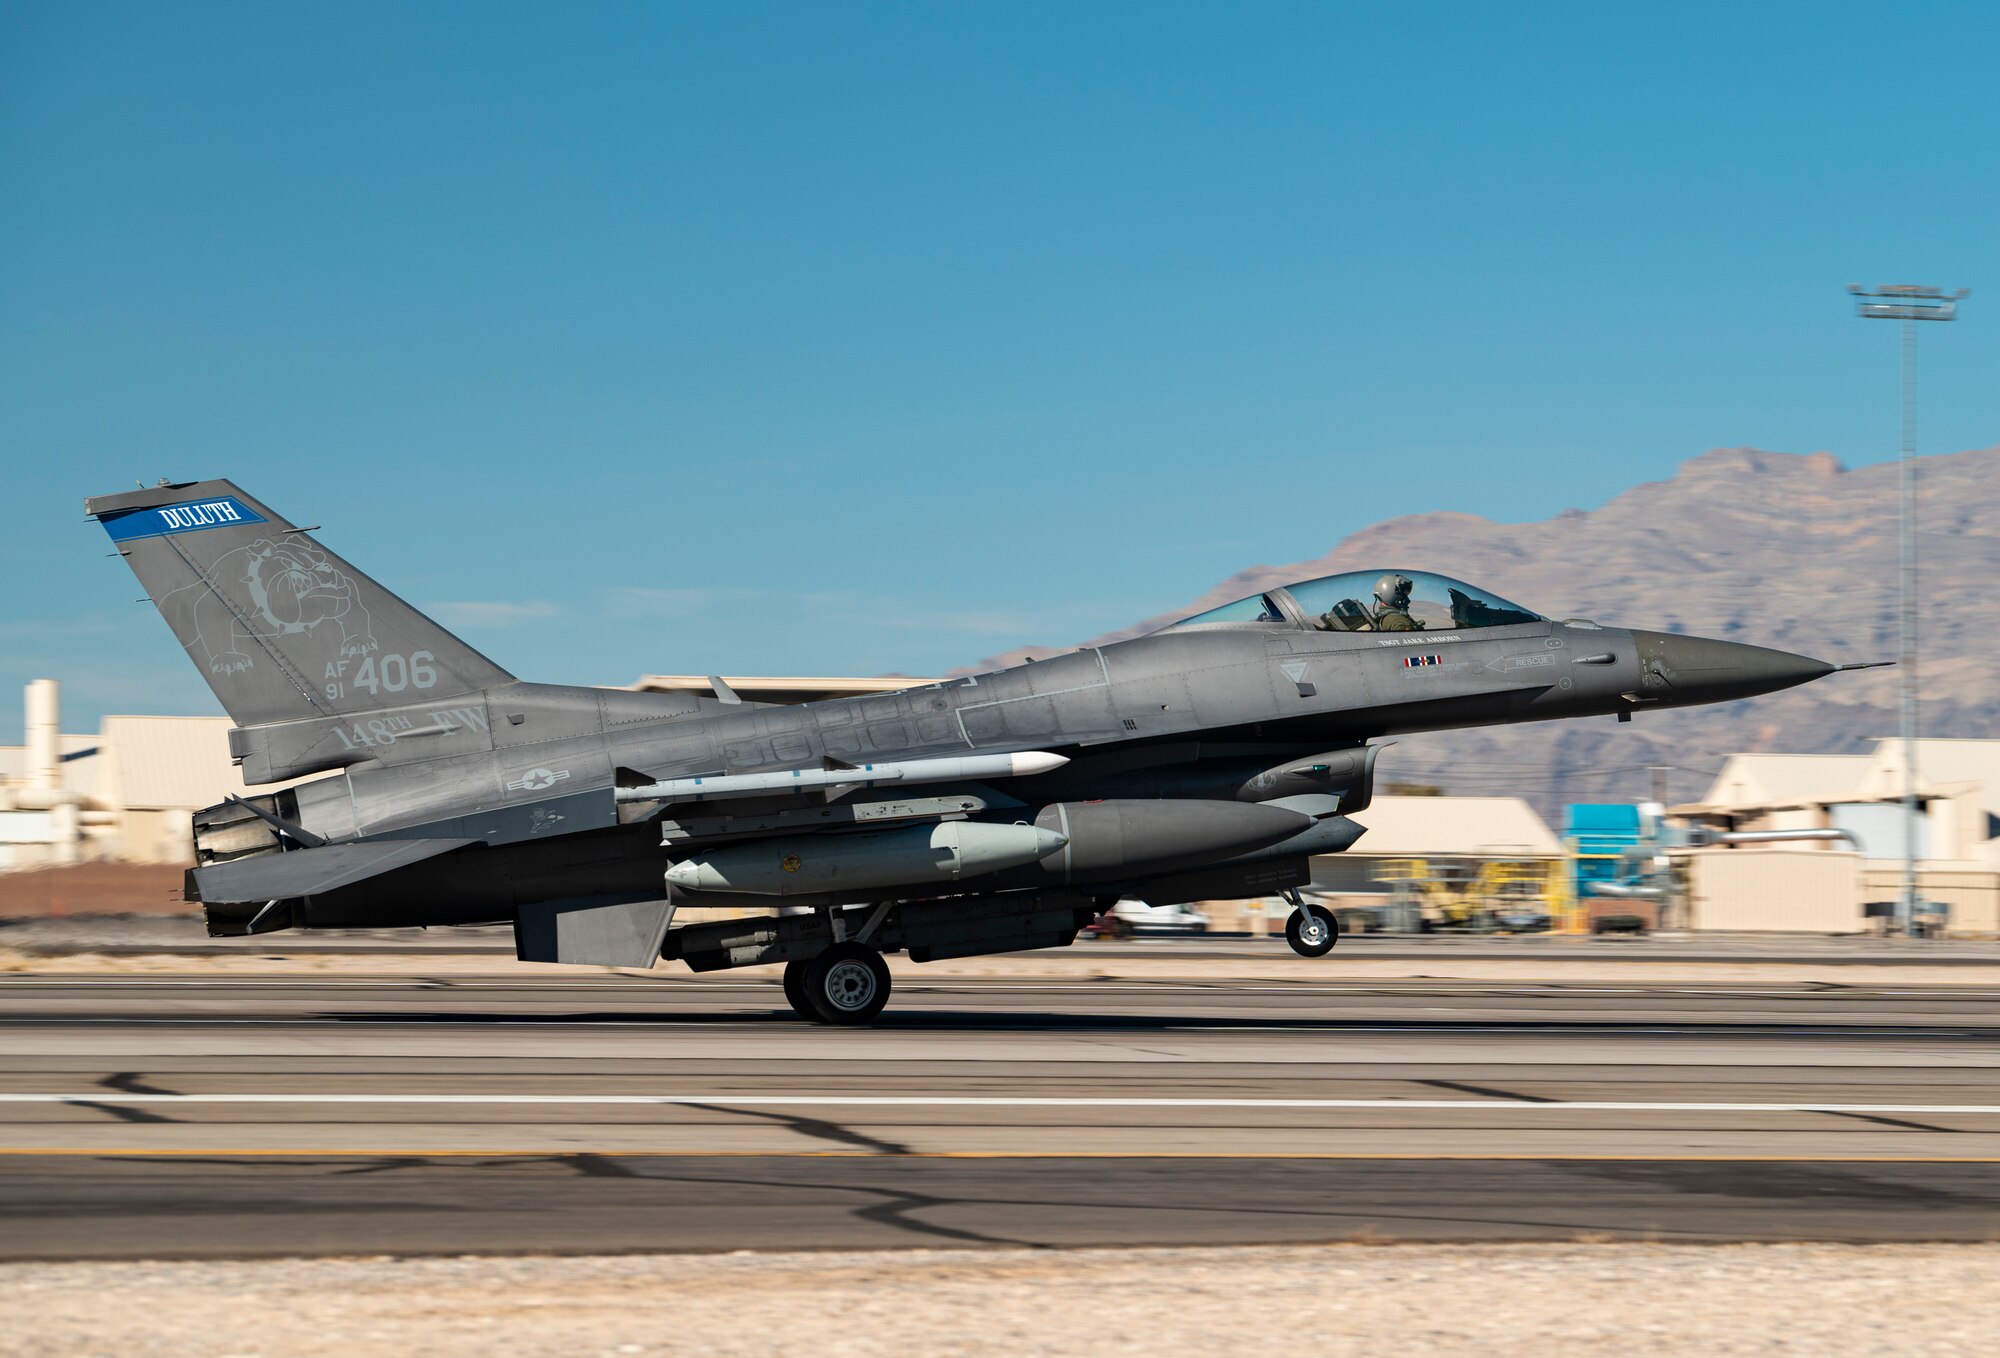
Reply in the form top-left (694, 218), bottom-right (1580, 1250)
top-left (1282, 889), bottom-right (1340, 957)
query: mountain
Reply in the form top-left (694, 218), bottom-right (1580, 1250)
top-left (970, 444), bottom-right (2000, 821)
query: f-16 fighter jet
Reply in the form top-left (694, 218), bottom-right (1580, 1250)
top-left (89, 481), bottom-right (1867, 1022)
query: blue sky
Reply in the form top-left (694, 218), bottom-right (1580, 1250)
top-left (2, 2), bottom-right (1996, 739)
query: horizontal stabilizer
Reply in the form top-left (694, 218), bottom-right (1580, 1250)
top-left (192, 837), bottom-right (479, 903)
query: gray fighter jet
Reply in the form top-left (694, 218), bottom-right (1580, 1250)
top-left (87, 481), bottom-right (1867, 1022)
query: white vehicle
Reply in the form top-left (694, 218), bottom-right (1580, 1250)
top-left (1093, 901), bottom-right (1211, 937)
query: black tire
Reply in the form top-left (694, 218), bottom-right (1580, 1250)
top-left (803, 943), bottom-right (892, 1025)
top-left (781, 960), bottom-right (819, 1021)
top-left (1285, 903), bottom-right (1340, 958)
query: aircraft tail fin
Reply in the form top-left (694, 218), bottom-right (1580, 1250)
top-left (86, 480), bottom-right (516, 729)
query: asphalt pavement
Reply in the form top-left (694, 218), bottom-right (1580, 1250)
top-left (2, 970), bottom-right (1998, 1257)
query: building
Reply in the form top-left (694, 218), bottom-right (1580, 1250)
top-left (91, 716), bottom-right (288, 865)
top-left (1565, 803), bottom-right (1646, 898)
top-left (0, 682), bottom-right (302, 869)
top-left (1678, 740), bottom-right (2000, 867)
top-left (1672, 738), bottom-right (2000, 934)
top-left (0, 680), bottom-right (98, 870)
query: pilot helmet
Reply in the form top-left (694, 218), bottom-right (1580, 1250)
top-left (1373, 573), bottom-right (1415, 610)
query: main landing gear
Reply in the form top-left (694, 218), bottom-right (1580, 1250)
top-left (782, 942), bottom-right (893, 1025)
top-left (1282, 888), bottom-right (1340, 958)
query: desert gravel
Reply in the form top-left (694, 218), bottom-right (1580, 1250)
top-left (6, 1243), bottom-right (2000, 1357)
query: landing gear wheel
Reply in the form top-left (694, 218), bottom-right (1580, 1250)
top-left (1285, 903), bottom-right (1340, 958)
top-left (803, 943), bottom-right (892, 1025)
top-left (781, 960), bottom-right (819, 1021)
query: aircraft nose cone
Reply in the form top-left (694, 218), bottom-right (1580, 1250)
top-left (1628, 630), bottom-right (1835, 705)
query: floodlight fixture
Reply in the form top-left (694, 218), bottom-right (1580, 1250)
top-left (1851, 284), bottom-right (1970, 321)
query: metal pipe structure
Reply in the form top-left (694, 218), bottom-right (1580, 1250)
top-left (1849, 284), bottom-right (1969, 934)
top-left (1709, 828), bottom-right (1862, 851)
top-left (1585, 881), bottom-right (1666, 899)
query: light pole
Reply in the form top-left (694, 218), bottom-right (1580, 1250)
top-left (1848, 284), bottom-right (1968, 936)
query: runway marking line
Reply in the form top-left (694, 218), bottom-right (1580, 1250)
top-left (2, 1148), bottom-right (1999, 1162)
top-left (9, 1021), bottom-right (1997, 1039)
top-left (4, 1094), bottom-right (2000, 1113)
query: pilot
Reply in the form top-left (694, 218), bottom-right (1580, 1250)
top-left (1371, 574), bottom-right (1420, 631)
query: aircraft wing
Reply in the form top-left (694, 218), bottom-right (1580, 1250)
top-left (191, 838), bottom-right (480, 903)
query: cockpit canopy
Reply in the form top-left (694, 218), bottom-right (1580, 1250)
top-left (1163, 569), bottom-right (1543, 634)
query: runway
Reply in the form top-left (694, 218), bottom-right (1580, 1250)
top-left (3, 970), bottom-right (1998, 1256)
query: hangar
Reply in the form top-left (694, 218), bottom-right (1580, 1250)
top-left (1672, 738), bottom-right (2000, 933)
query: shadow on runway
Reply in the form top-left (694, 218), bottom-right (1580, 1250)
top-left (7, 1153), bottom-right (2000, 1259)
top-left (1566, 1158), bottom-right (2000, 1210)
top-left (316, 1008), bottom-right (2000, 1040)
